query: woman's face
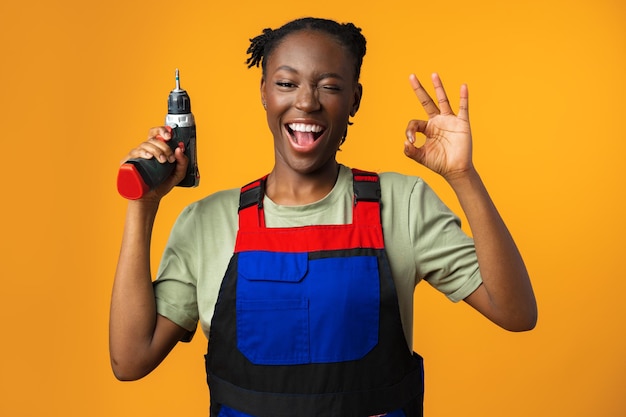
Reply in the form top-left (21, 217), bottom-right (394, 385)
top-left (261, 30), bottom-right (362, 176)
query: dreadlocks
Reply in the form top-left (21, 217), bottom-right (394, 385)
top-left (246, 17), bottom-right (367, 82)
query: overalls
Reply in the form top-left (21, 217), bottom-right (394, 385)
top-left (205, 170), bottom-right (424, 417)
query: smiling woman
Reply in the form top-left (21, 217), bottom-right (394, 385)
top-left (109, 16), bottom-right (536, 417)
top-left (258, 29), bottom-right (363, 200)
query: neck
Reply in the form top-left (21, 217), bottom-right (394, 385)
top-left (266, 160), bottom-right (340, 206)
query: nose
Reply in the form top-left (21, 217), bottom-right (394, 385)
top-left (294, 85), bottom-right (320, 113)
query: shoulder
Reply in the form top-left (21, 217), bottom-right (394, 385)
top-left (378, 171), bottom-right (432, 205)
top-left (378, 171), bottom-right (450, 210)
top-left (379, 171), bottom-right (422, 190)
top-left (187, 188), bottom-right (240, 214)
top-left (344, 166), bottom-right (426, 193)
top-left (170, 188), bottom-right (240, 234)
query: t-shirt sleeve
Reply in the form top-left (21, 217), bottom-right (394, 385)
top-left (409, 178), bottom-right (483, 302)
top-left (153, 204), bottom-right (200, 338)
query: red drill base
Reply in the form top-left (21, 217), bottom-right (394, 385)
top-left (117, 163), bottom-right (150, 200)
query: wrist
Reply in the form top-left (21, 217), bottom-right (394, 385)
top-left (126, 199), bottom-right (160, 225)
top-left (444, 165), bottom-right (479, 188)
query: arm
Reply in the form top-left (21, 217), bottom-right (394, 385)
top-left (447, 169), bottom-right (537, 331)
top-left (109, 127), bottom-right (190, 381)
top-left (404, 74), bottom-right (537, 331)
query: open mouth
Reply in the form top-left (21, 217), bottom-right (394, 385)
top-left (286, 123), bottom-right (325, 146)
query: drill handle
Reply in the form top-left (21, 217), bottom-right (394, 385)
top-left (116, 127), bottom-right (180, 200)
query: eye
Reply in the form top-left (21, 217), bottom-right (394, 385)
top-left (317, 73), bottom-right (345, 92)
top-left (276, 81), bottom-right (296, 89)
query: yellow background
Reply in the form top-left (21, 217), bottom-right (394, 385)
top-left (1, 0), bottom-right (624, 415)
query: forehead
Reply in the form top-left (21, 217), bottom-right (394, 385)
top-left (266, 30), bottom-right (355, 77)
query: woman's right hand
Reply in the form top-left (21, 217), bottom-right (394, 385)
top-left (121, 126), bottom-right (189, 202)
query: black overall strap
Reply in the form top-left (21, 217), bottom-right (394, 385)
top-left (352, 169), bottom-right (381, 203)
top-left (238, 176), bottom-right (267, 229)
top-left (237, 169), bottom-right (382, 230)
top-left (239, 177), bottom-right (265, 212)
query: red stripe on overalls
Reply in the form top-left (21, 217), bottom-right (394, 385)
top-left (235, 170), bottom-right (384, 253)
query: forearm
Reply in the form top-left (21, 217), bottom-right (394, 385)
top-left (447, 168), bottom-right (537, 331)
top-left (109, 200), bottom-right (164, 378)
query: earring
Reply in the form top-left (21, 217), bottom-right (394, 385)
top-left (262, 101), bottom-right (267, 109)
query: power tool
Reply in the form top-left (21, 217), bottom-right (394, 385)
top-left (117, 69), bottom-right (199, 199)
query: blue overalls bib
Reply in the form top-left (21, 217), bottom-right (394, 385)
top-left (205, 170), bottom-right (424, 417)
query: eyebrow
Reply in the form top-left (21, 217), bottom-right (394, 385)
top-left (274, 65), bottom-right (345, 81)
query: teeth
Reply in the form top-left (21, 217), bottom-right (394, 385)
top-left (288, 123), bottom-right (323, 133)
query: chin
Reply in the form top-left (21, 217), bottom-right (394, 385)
top-left (289, 158), bottom-right (338, 177)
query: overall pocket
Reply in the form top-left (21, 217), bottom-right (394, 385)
top-left (237, 297), bottom-right (310, 365)
top-left (236, 251), bottom-right (380, 365)
top-left (237, 251), bottom-right (310, 365)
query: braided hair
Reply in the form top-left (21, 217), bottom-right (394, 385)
top-left (246, 17), bottom-right (367, 82)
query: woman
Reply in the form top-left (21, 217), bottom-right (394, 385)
top-left (110, 17), bottom-right (537, 417)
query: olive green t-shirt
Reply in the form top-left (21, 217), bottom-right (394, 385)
top-left (154, 165), bottom-right (482, 346)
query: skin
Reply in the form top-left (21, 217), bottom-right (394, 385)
top-left (260, 30), bottom-right (362, 205)
top-left (109, 29), bottom-right (536, 381)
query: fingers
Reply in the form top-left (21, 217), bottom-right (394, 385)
top-left (458, 83), bottom-right (469, 122)
top-left (405, 119), bottom-right (429, 144)
top-left (146, 125), bottom-right (175, 162)
top-left (122, 126), bottom-right (176, 165)
top-left (403, 136), bottom-right (426, 165)
top-left (171, 146), bottom-right (189, 179)
top-left (148, 125), bottom-right (172, 141)
top-left (409, 74), bottom-right (440, 118)
top-left (409, 73), bottom-right (467, 118)
top-left (431, 73), bottom-right (453, 115)
top-left (160, 146), bottom-right (189, 191)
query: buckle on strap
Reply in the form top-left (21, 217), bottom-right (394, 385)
top-left (353, 169), bottom-right (381, 204)
top-left (239, 178), bottom-right (266, 212)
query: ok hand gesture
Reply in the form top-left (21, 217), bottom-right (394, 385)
top-left (404, 73), bottom-right (473, 181)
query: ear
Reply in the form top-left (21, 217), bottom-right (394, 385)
top-left (350, 83), bottom-right (363, 117)
top-left (260, 77), bottom-right (267, 109)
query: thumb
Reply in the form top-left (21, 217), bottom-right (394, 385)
top-left (160, 146), bottom-right (188, 191)
top-left (404, 139), bottom-right (426, 165)
top-left (171, 146), bottom-right (189, 182)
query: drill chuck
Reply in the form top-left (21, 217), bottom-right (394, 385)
top-left (168, 69), bottom-right (192, 114)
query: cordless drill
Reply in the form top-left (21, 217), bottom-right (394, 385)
top-left (117, 69), bottom-right (199, 200)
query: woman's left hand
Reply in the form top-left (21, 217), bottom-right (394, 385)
top-left (405, 74), bottom-right (537, 332)
top-left (404, 73), bottom-right (473, 181)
